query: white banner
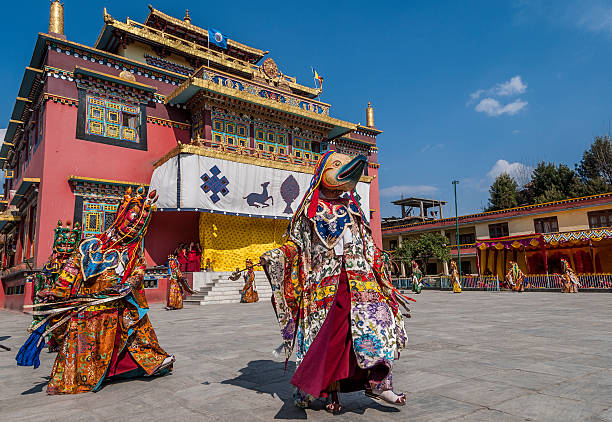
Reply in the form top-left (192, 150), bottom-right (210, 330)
top-left (149, 154), bottom-right (370, 220)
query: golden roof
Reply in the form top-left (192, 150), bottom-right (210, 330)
top-left (145, 5), bottom-right (268, 59)
top-left (98, 9), bottom-right (321, 98)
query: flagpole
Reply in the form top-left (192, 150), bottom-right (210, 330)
top-left (207, 32), bottom-right (210, 68)
top-left (311, 67), bottom-right (316, 89)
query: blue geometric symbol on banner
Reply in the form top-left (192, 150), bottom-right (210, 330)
top-left (201, 165), bottom-right (229, 203)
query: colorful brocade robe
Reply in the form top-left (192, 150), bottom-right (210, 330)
top-left (412, 267), bottom-right (423, 294)
top-left (506, 263), bottom-right (525, 292)
top-left (561, 261), bottom-right (580, 293)
top-left (41, 241), bottom-right (170, 394)
top-left (261, 197), bottom-right (408, 390)
top-left (240, 268), bottom-right (259, 303)
top-left (451, 268), bottom-right (462, 293)
top-left (167, 257), bottom-right (184, 309)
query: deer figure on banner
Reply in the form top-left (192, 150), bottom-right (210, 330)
top-left (245, 182), bottom-right (274, 208)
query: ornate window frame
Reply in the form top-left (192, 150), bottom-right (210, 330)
top-left (74, 67), bottom-right (156, 151)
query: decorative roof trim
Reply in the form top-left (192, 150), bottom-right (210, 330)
top-left (167, 78), bottom-right (355, 135)
top-left (68, 175), bottom-right (149, 188)
top-left (144, 6), bottom-right (267, 57)
top-left (74, 66), bottom-right (157, 93)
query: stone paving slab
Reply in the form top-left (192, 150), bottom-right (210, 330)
top-left (1, 291), bottom-right (611, 421)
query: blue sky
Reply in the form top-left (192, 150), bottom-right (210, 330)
top-left (1, 1), bottom-right (612, 215)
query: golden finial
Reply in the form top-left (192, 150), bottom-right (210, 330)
top-left (184, 9), bottom-right (191, 24)
top-left (366, 101), bottom-right (374, 128)
top-left (49, 0), bottom-right (64, 36)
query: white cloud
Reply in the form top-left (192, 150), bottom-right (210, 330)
top-left (576, 2), bottom-right (612, 35)
top-left (495, 76), bottom-right (527, 96)
top-left (469, 75), bottom-right (527, 100)
top-left (469, 75), bottom-right (528, 114)
top-left (469, 89), bottom-right (485, 102)
top-left (380, 184), bottom-right (439, 198)
top-left (475, 98), bottom-right (527, 117)
top-left (487, 159), bottom-right (532, 181)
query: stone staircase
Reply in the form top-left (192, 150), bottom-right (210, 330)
top-left (184, 271), bottom-right (272, 305)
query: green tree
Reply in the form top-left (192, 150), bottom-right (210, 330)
top-left (487, 173), bottom-right (519, 211)
top-left (395, 233), bottom-right (450, 273)
top-left (527, 162), bottom-right (585, 204)
top-left (395, 237), bottom-right (418, 266)
top-left (417, 232), bottom-right (451, 266)
top-left (576, 136), bottom-right (612, 186)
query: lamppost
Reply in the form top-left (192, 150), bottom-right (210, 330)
top-left (452, 180), bottom-right (461, 285)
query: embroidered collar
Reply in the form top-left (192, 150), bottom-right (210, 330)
top-left (310, 199), bottom-right (353, 249)
top-left (79, 237), bottom-right (129, 281)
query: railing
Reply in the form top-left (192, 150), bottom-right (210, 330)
top-left (525, 274), bottom-right (612, 289)
top-left (391, 273), bottom-right (612, 290)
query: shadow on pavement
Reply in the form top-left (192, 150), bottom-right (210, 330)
top-left (0, 335), bottom-right (11, 351)
top-left (22, 377), bottom-right (50, 395)
top-left (221, 359), bottom-right (400, 419)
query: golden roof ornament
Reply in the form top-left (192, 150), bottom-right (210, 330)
top-left (49, 0), bottom-right (64, 36)
top-left (119, 70), bottom-right (136, 82)
top-left (262, 58), bottom-right (279, 79)
top-left (184, 9), bottom-right (191, 24)
top-left (366, 101), bottom-right (375, 128)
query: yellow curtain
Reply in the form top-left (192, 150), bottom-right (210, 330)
top-left (199, 213), bottom-right (288, 271)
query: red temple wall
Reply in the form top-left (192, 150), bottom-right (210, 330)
top-left (144, 211), bottom-right (201, 267)
top-left (34, 101), bottom-right (188, 267)
top-left (0, 279), bottom-right (33, 311)
top-left (369, 166), bottom-right (382, 248)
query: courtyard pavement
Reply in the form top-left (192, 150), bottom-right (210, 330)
top-left (1, 291), bottom-right (611, 421)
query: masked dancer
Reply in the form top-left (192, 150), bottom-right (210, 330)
top-left (411, 260), bottom-right (423, 294)
top-left (261, 152), bottom-right (409, 414)
top-left (560, 258), bottom-right (580, 293)
top-left (450, 260), bottom-right (462, 293)
top-left (505, 261), bottom-right (525, 292)
top-left (166, 254), bottom-right (195, 310)
top-left (17, 187), bottom-right (174, 394)
top-left (240, 259), bottom-right (259, 303)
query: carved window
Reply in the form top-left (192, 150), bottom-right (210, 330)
top-left (76, 92), bottom-right (147, 150)
top-left (212, 117), bottom-right (248, 149)
top-left (292, 137), bottom-right (319, 161)
top-left (82, 201), bottom-right (119, 238)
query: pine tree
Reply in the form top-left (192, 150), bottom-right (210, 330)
top-left (487, 173), bottom-right (519, 211)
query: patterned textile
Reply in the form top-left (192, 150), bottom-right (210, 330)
top-left (24, 186), bottom-right (172, 395)
top-left (199, 212), bottom-right (286, 271)
top-left (560, 259), bottom-right (580, 293)
top-left (261, 197), bottom-right (407, 403)
top-left (240, 267), bottom-right (259, 303)
top-left (167, 255), bottom-right (195, 309)
top-left (45, 258), bottom-right (169, 394)
top-left (411, 263), bottom-right (423, 294)
top-left (505, 262), bottom-right (525, 292)
top-left (28, 221), bottom-right (82, 332)
top-left (167, 257), bottom-right (184, 309)
top-left (313, 201), bottom-right (352, 248)
top-left (450, 261), bottom-right (462, 293)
